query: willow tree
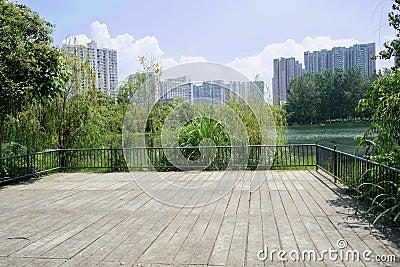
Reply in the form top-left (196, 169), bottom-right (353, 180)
top-left (0, 0), bottom-right (68, 157)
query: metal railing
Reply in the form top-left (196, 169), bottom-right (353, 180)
top-left (0, 150), bottom-right (59, 184)
top-left (1, 143), bottom-right (399, 219)
top-left (317, 145), bottom-right (400, 192)
top-left (0, 144), bottom-right (316, 184)
top-left (316, 144), bottom-right (400, 213)
top-left (57, 144), bottom-right (316, 171)
top-left (1, 144), bottom-right (399, 199)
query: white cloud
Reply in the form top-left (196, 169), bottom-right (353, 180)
top-left (160, 57), bottom-right (179, 70)
top-left (160, 55), bottom-right (207, 71)
top-left (90, 21), bottom-right (111, 46)
top-left (302, 36), bottom-right (358, 53)
top-left (227, 36), bottom-right (363, 94)
top-left (64, 21), bottom-right (208, 82)
top-left (179, 55), bottom-right (207, 63)
top-left (228, 36), bottom-right (395, 97)
top-left (63, 34), bottom-right (91, 45)
top-left (66, 22), bottom-right (393, 94)
top-left (89, 21), bottom-right (166, 81)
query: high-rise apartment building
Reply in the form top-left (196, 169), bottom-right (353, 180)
top-left (155, 76), bottom-right (265, 104)
top-left (272, 42), bottom-right (376, 106)
top-left (304, 43), bottom-right (376, 76)
top-left (272, 57), bottom-right (303, 106)
top-left (65, 41), bottom-right (119, 98)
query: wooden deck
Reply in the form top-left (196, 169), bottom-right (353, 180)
top-left (0, 170), bottom-right (399, 266)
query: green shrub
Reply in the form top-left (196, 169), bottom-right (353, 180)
top-left (2, 142), bottom-right (27, 157)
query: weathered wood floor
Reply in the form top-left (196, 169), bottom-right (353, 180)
top-left (0, 170), bottom-right (399, 266)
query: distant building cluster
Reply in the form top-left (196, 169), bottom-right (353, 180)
top-left (159, 77), bottom-right (264, 104)
top-left (129, 74), bottom-right (265, 104)
top-left (272, 58), bottom-right (303, 106)
top-left (272, 42), bottom-right (376, 106)
top-left (65, 41), bottom-right (119, 98)
top-left (304, 43), bottom-right (376, 76)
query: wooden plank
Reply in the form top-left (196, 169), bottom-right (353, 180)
top-left (0, 171), bottom-right (398, 266)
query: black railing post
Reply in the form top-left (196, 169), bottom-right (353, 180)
top-left (242, 142), bottom-right (245, 169)
top-left (333, 145), bottom-right (337, 183)
top-left (59, 149), bottom-right (66, 169)
top-left (0, 157), bottom-right (3, 180)
top-left (315, 140), bottom-right (319, 171)
top-left (27, 153), bottom-right (31, 178)
top-left (109, 145), bottom-right (113, 172)
top-left (173, 145), bottom-right (177, 169)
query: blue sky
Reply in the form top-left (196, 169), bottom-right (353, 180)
top-left (17, 0), bottom-right (396, 88)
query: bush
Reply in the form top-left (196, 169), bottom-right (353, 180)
top-left (2, 142), bottom-right (27, 158)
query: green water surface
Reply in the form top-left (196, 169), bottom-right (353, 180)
top-left (286, 122), bottom-right (369, 155)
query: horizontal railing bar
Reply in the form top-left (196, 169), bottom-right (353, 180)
top-left (61, 144), bottom-right (313, 150)
top-left (316, 144), bottom-right (400, 173)
top-left (0, 149), bottom-right (58, 160)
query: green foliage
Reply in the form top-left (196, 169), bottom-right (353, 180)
top-left (354, 2), bottom-right (400, 226)
top-left (376, 0), bottom-right (400, 67)
top-left (139, 89), bottom-right (286, 169)
top-left (2, 39), bottom-right (123, 152)
top-left (356, 175), bottom-right (400, 226)
top-left (356, 0), bottom-right (400, 168)
top-left (0, 1), bottom-right (68, 107)
top-left (144, 96), bottom-right (286, 149)
top-left (118, 56), bottom-right (161, 111)
top-left (285, 67), bottom-right (375, 124)
top-left (178, 117), bottom-right (230, 161)
top-left (120, 57), bottom-right (164, 149)
top-left (0, 0), bottom-right (68, 156)
top-left (356, 69), bottom-right (400, 167)
top-left (285, 72), bottom-right (319, 124)
top-left (269, 105), bottom-right (287, 145)
top-left (225, 97), bottom-right (262, 145)
top-left (146, 98), bottom-right (185, 134)
top-left (1, 142), bottom-right (27, 157)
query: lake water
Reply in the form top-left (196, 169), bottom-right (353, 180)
top-left (285, 122), bottom-right (369, 155)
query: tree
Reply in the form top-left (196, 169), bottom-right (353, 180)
top-left (51, 41), bottom-right (99, 149)
top-left (285, 68), bottom-right (373, 124)
top-left (226, 96), bottom-right (263, 145)
top-left (356, 0), bottom-right (400, 167)
top-left (315, 70), bottom-right (334, 121)
top-left (357, 70), bottom-right (400, 167)
top-left (377, 0), bottom-right (400, 67)
top-left (119, 56), bottom-right (162, 147)
top-left (1, 41), bottom-right (121, 153)
top-left (0, 1), bottom-right (68, 156)
top-left (285, 72), bottom-right (319, 124)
